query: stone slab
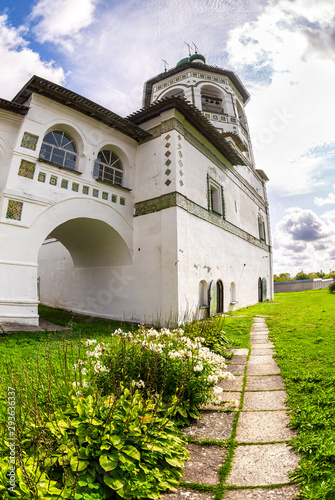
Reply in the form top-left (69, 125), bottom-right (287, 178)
top-left (243, 391), bottom-right (288, 411)
top-left (182, 443), bottom-right (226, 485)
top-left (251, 342), bottom-right (275, 349)
top-left (250, 335), bottom-right (269, 341)
top-left (250, 338), bottom-right (273, 345)
top-left (226, 364), bottom-right (245, 375)
top-left (0, 323), bottom-right (45, 333)
top-left (218, 375), bottom-right (243, 392)
top-left (236, 411), bottom-right (296, 442)
top-left (226, 443), bottom-right (299, 486)
top-left (250, 348), bottom-right (274, 356)
top-left (203, 392), bottom-right (240, 410)
top-left (161, 487), bottom-right (215, 500)
top-left (247, 363), bottom-right (281, 375)
top-left (251, 327), bottom-right (269, 333)
top-left (40, 319), bottom-right (70, 331)
top-left (248, 355), bottom-right (274, 365)
top-left (229, 355), bottom-right (247, 365)
top-left (182, 411), bottom-right (235, 441)
top-left (253, 318), bottom-right (267, 323)
top-left (226, 348), bottom-right (249, 356)
top-left (223, 485), bottom-right (300, 499)
top-left (245, 375), bottom-right (285, 391)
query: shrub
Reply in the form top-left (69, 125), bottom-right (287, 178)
top-left (1, 385), bottom-right (188, 499)
top-left (329, 281), bottom-right (335, 293)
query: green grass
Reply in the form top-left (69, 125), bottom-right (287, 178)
top-left (1, 291), bottom-right (335, 499)
top-left (227, 288), bottom-right (335, 499)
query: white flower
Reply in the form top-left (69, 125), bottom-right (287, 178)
top-left (134, 380), bottom-right (145, 388)
top-left (76, 391), bottom-right (82, 397)
top-left (213, 386), bottom-right (223, 395)
top-left (193, 362), bottom-right (203, 372)
top-left (72, 381), bottom-right (81, 387)
top-left (85, 339), bottom-right (97, 346)
top-left (81, 367), bottom-right (88, 375)
top-left (83, 381), bottom-right (90, 388)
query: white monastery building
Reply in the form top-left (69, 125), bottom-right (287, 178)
top-left (0, 53), bottom-right (273, 326)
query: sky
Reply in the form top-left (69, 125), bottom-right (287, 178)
top-left (1, 0), bottom-right (335, 276)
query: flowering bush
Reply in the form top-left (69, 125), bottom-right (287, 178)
top-left (73, 326), bottom-right (234, 422)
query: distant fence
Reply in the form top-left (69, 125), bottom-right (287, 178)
top-left (274, 278), bottom-right (334, 293)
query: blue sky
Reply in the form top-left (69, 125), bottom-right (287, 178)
top-left (1, 0), bottom-right (335, 275)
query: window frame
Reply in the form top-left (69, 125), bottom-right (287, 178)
top-left (39, 130), bottom-right (77, 171)
top-left (93, 149), bottom-right (124, 187)
top-left (207, 175), bottom-right (225, 217)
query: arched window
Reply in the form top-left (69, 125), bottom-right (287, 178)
top-left (93, 150), bottom-right (123, 186)
top-left (217, 279), bottom-right (224, 313)
top-left (235, 101), bottom-right (248, 130)
top-left (199, 280), bottom-right (208, 307)
top-left (230, 282), bottom-right (237, 303)
top-left (201, 85), bottom-right (224, 114)
top-left (39, 131), bottom-right (77, 169)
top-left (161, 88), bottom-right (185, 99)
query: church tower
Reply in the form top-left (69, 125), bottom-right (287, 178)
top-left (143, 51), bottom-right (255, 167)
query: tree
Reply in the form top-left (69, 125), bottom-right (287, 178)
top-left (294, 271), bottom-right (310, 281)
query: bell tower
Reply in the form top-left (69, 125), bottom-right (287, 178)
top-left (143, 52), bottom-right (255, 166)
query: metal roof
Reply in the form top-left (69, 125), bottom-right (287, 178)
top-left (128, 96), bottom-right (248, 166)
top-left (12, 76), bottom-right (150, 142)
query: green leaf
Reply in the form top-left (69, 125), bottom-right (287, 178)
top-left (91, 418), bottom-right (103, 426)
top-left (121, 444), bottom-right (140, 461)
top-left (165, 456), bottom-right (184, 468)
top-left (99, 452), bottom-right (119, 471)
top-left (103, 474), bottom-right (123, 490)
top-left (109, 435), bottom-right (124, 449)
top-left (70, 456), bottom-right (89, 472)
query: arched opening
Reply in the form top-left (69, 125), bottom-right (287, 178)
top-left (235, 101), bottom-right (247, 130)
top-left (93, 149), bottom-right (123, 187)
top-left (39, 130), bottom-right (77, 170)
top-left (258, 277), bottom-right (263, 302)
top-left (38, 217), bottom-right (132, 316)
top-left (199, 280), bottom-right (208, 307)
top-left (161, 88), bottom-right (185, 99)
top-left (217, 279), bottom-right (224, 313)
top-left (262, 278), bottom-right (267, 302)
top-left (230, 282), bottom-right (237, 303)
top-left (201, 85), bottom-right (224, 114)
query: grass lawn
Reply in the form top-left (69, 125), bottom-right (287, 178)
top-left (1, 289), bottom-right (335, 499)
top-left (228, 288), bottom-right (335, 500)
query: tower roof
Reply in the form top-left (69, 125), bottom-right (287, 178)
top-left (143, 60), bottom-right (250, 107)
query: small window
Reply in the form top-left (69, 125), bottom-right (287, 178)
top-left (230, 282), bottom-right (237, 304)
top-left (93, 150), bottom-right (123, 186)
top-left (39, 131), bottom-right (77, 170)
top-left (199, 280), bottom-right (208, 307)
top-left (258, 216), bottom-right (266, 241)
top-left (209, 181), bottom-right (223, 215)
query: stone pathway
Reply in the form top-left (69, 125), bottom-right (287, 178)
top-left (161, 316), bottom-right (300, 500)
top-left (0, 319), bottom-right (69, 333)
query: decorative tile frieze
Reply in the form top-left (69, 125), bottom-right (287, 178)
top-left (165, 142), bottom-right (171, 148)
top-left (165, 159), bottom-right (171, 166)
top-left (165, 134), bottom-right (171, 141)
top-left (38, 172), bottom-right (46, 183)
top-left (102, 192), bottom-right (108, 200)
top-left (165, 179), bottom-right (171, 186)
top-left (134, 192), bottom-right (271, 252)
top-left (178, 160), bottom-right (183, 167)
top-left (165, 151), bottom-right (171, 157)
top-left (61, 179), bottom-right (68, 189)
top-left (82, 186), bottom-right (89, 195)
top-left (120, 197), bottom-right (125, 206)
top-left (6, 200), bottom-right (23, 220)
top-left (112, 194), bottom-right (117, 203)
top-left (178, 151), bottom-right (183, 158)
top-left (18, 160), bottom-right (36, 179)
top-left (20, 132), bottom-right (38, 151)
top-left (50, 176), bottom-right (58, 186)
top-left (179, 180), bottom-right (184, 186)
top-left (93, 188), bottom-right (99, 198)
top-left (165, 169), bottom-right (171, 176)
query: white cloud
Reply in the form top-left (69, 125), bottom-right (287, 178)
top-left (30, 0), bottom-right (98, 51)
top-left (226, 0), bottom-right (335, 196)
top-left (0, 14), bottom-right (65, 99)
top-left (273, 207), bottom-right (335, 273)
top-left (315, 192), bottom-right (335, 207)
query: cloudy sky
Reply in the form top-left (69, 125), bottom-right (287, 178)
top-left (1, 0), bottom-right (335, 275)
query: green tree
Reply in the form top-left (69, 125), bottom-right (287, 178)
top-left (294, 271), bottom-right (310, 281)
